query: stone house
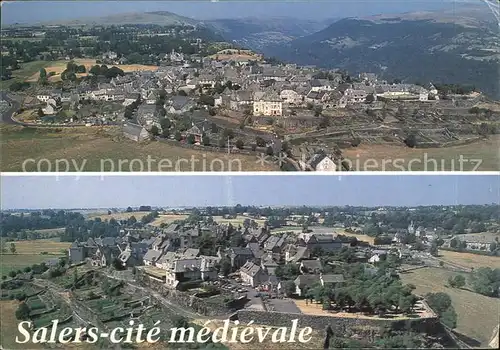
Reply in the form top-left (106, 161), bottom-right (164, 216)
top-left (253, 91), bottom-right (282, 116)
top-left (123, 123), bottom-right (149, 142)
top-left (280, 89), bottom-right (302, 104)
top-left (240, 261), bottom-right (268, 287)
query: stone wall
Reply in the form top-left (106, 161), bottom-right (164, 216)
top-left (237, 309), bottom-right (441, 339)
top-left (132, 272), bottom-right (234, 316)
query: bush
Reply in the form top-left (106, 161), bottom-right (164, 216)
top-left (15, 302), bottom-right (30, 320)
top-left (404, 134), bottom-right (417, 148)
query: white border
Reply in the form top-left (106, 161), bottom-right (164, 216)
top-left (1, 171), bottom-right (499, 176)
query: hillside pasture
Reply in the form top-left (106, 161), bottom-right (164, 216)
top-left (1, 125), bottom-right (278, 172)
top-left (438, 249), bottom-right (500, 269)
top-left (400, 267), bottom-right (498, 346)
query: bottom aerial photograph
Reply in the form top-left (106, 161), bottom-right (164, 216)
top-left (0, 174), bottom-right (499, 350)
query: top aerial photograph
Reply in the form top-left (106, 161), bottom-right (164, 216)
top-left (0, 0), bottom-right (499, 172)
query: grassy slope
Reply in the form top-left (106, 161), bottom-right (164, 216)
top-left (342, 135), bottom-right (500, 171)
top-left (0, 125), bottom-right (278, 172)
top-left (0, 61), bottom-right (50, 90)
top-left (400, 267), bottom-right (499, 346)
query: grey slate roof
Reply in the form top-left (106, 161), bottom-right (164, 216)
top-left (321, 274), bottom-right (345, 284)
top-left (240, 261), bottom-right (262, 277)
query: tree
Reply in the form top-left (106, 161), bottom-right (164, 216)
top-left (430, 242), bottom-right (439, 257)
top-left (255, 136), bottom-right (266, 147)
top-left (150, 125), bottom-right (159, 136)
top-left (448, 275), bottom-right (465, 289)
top-left (266, 146), bottom-right (274, 156)
top-left (283, 280), bottom-right (296, 297)
top-left (235, 139), bottom-right (244, 149)
top-left (201, 133), bottom-right (210, 146)
top-left (219, 258), bottom-right (231, 277)
top-left (38, 68), bottom-right (48, 85)
top-left (15, 302), bottom-right (30, 320)
top-left (405, 134), bottom-right (417, 148)
top-left (222, 128), bottom-right (234, 140)
top-left (112, 258), bottom-right (125, 271)
top-left (175, 131), bottom-right (182, 141)
top-left (425, 292), bottom-right (457, 328)
top-left (186, 134), bottom-right (196, 144)
top-left (37, 108), bottom-right (45, 118)
top-left (441, 307), bottom-right (458, 328)
top-left (365, 94), bottom-right (375, 103)
top-left (10, 243), bottom-right (16, 254)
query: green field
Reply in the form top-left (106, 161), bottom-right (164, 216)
top-left (0, 238), bottom-right (70, 276)
top-left (400, 267), bottom-right (498, 346)
top-left (0, 60), bottom-right (50, 90)
top-left (0, 125), bottom-right (277, 172)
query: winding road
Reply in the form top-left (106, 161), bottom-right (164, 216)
top-left (0, 91), bottom-right (21, 124)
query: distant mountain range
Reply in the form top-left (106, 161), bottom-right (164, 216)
top-left (14, 5), bottom-right (500, 98)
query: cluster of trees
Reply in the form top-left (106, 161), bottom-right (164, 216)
top-left (1, 210), bottom-right (85, 238)
top-left (88, 64), bottom-right (124, 79)
top-left (60, 216), bottom-right (122, 242)
top-left (469, 267), bottom-right (500, 297)
top-left (140, 211), bottom-right (159, 225)
top-left (425, 292), bottom-right (457, 328)
top-left (1, 24), bottom-right (226, 74)
top-left (448, 274), bottom-right (466, 289)
top-left (303, 265), bottom-right (418, 316)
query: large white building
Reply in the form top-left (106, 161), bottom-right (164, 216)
top-left (253, 91), bottom-right (282, 116)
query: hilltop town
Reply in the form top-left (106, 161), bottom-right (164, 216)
top-left (1, 205), bottom-right (499, 348)
top-left (1, 23), bottom-right (499, 171)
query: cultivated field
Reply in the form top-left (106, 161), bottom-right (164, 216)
top-left (150, 214), bottom-right (189, 227)
top-left (25, 59), bottom-right (158, 82)
top-left (337, 231), bottom-right (375, 244)
top-left (0, 125), bottom-right (278, 172)
top-left (438, 249), bottom-right (500, 269)
top-left (0, 238), bottom-right (70, 276)
top-left (87, 211), bottom-right (151, 221)
top-left (400, 267), bottom-right (499, 346)
top-left (342, 135), bottom-right (500, 171)
top-left (449, 232), bottom-right (500, 244)
top-left (212, 216), bottom-right (267, 226)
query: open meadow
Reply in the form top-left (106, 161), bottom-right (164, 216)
top-left (342, 135), bottom-right (500, 171)
top-left (23, 59), bottom-right (158, 82)
top-left (212, 216), bottom-right (267, 226)
top-left (0, 238), bottom-right (70, 276)
top-left (400, 267), bottom-right (499, 346)
top-left (0, 60), bottom-right (51, 90)
top-left (0, 125), bottom-right (278, 172)
top-left (150, 214), bottom-right (189, 227)
top-left (87, 211), bottom-right (151, 221)
top-left (438, 249), bottom-right (500, 269)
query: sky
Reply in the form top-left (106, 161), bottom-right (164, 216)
top-left (1, 0), bottom-right (478, 25)
top-left (1, 175), bottom-right (498, 209)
